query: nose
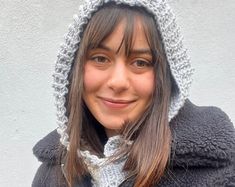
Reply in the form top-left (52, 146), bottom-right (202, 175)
top-left (107, 60), bottom-right (130, 93)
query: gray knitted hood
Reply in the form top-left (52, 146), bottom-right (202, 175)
top-left (52, 0), bottom-right (194, 148)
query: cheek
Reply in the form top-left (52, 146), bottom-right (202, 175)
top-left (83, 69), bottom-right (94, 92)
top-left (133, 72), bottom-right (155, 98)
top-left (83, 65), bottom-right (103, 92)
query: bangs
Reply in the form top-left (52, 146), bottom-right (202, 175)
top-left (80, 3), bottom-right (159, 61)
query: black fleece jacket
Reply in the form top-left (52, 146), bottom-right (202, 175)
top-left (32, 100), bottom-right (235, 187)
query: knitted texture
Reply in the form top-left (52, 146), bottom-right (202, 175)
top-left (80, 136), bottom-right (128, 187)
top-left (52, 0), bottom-right (194, 148)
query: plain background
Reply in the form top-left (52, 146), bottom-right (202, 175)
top-left (0, 0), bottom-right (234, 186)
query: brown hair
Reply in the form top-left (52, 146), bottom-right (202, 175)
top-left (63, 3), bottom-right (173, 187)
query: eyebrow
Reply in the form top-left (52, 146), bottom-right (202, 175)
top-left (97, 44), bottom-right (152, 55)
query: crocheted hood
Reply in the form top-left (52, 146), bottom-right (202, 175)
top-left (53, 0), bottom-right (194, 148)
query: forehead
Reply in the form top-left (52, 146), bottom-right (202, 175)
top-left (99, 17), bottom-right (150, 53)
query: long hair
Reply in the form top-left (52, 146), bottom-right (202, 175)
top-left (63, 3), bottom-right (173, 187)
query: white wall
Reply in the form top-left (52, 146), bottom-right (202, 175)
top-left (0, 0), bottom-right (234, 186)
top-left (170, 0), bottom-right (235, 122)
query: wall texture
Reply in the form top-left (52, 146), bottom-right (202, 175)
top-left (0, 0), bottom-right (234, 186)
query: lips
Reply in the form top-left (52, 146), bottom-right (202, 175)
top-left (98, 97), bottom-right (136, 109)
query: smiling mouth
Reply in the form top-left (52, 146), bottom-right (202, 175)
top-left (99, 97), bottom-right (136, 109)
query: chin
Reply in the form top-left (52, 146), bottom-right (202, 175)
top-left (102, 122), bottom-right (124, 130)
top-left (99, 118), bottom-right (126, 131)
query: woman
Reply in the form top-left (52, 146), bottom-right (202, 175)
top-left (32, 0), bottom-right (235, 187)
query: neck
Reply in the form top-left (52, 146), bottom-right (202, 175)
top-left (105, 128), bottom-right (121, 138)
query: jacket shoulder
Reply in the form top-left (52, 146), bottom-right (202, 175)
top-left (32, 162), bottom-right (67, 187)
top-left (32, 130), bottom-right (67, 186)
top-left (172, 99), bottom-right (235, 138)
top-left (33, 129), bottom-right (62, 164)
top-left (170, 99), bottom-right (235, 167)
top-left (173, 99), bottom-right (233, 126)
top-left (165, 100), bottom-right (235, 186)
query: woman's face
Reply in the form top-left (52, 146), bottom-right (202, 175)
top-left (83, 18), bottom-right (155, 137)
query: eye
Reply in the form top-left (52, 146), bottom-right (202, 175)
top-left (90, 55), bottom-right (109, 64)
top-left (133, 60), bottom-right (152, 68)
